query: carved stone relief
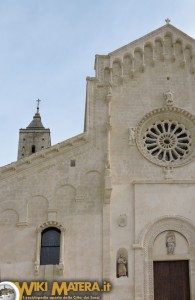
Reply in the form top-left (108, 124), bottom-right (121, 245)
top-left (118, 214), bottom-right (127, 227)
top-left (164, 90), bottom-right (174, 106)
top-left (166, 231), bottom-right (176, 254)
top-left (128, 127), bottom-right (136, 145)
top-left (163, 166), bottom-right (173, 179)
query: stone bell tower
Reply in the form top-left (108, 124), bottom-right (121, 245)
top-left (17, 100), bottom-right (51, 160)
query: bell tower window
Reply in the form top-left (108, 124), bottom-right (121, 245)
top-left (31, 145), bottom-right (36, 153)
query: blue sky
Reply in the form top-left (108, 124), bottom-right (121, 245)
top-left (0, 0), bottom-right (195, 166)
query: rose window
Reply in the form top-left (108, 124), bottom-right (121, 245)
top-left (136, 107), bottom-right (195, 167)
top-left (143, 121), bottom-right (191, 162)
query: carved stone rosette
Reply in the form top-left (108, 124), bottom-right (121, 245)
top-left (136, 106), bottom-right (195, 167)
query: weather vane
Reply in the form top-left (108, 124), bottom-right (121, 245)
top-left (36, 99), bottom-right (41, 113)
top-left (165, 18), bottom-right (171, 24)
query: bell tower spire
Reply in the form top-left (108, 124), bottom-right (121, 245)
top-left (17, 100), bottom-right (51, 160)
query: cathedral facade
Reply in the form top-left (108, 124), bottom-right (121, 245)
top-left (1, 23), bottom-right (195, 299)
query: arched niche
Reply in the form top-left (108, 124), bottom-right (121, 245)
top-left (164, 32), bottom-right (173, 59)
top-left (0, 200), bottom-right (25, 224)
top-left (123, 54), bottom-right (132, 76)
top-left (28, 195), bottom-right (48, 224)
top-left (55, 184), bottom-right (76, 207)
top-left (184, 45), bottom-right (193, 66)
top-left (175, 39), bottom-right (183, 62)
top-left (82, 170), bottom-right (102, 202)
top-left (116, 248), bottom-right (128, 278)
top-left (0, 209), bottom-right (19, 226)
top-left (154, 38), bottom-right (163, 60)
top-left (144, 43), bottom-right (153, 66)
top-left (104, 67), bottom-right (110, 84)
top-left (134, 48), bottom-right (143, 72)
top-left (112, 59), bottom-right (122, 84)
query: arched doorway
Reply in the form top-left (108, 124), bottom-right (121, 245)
top-left (134, 216), bottom-right (195, 300)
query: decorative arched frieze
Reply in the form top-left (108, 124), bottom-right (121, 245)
top-left (28, 183), bottom-right (51, 203)
top-left (144, 42), bottom-right (154, 66)
top-left (134, 215), bottom-right (195, 300)
top-left (174, 39), bottom-right (184, 64)
top-left (0, 200), bottom-right (27, 226)
top-left (184, 45), bottom-right (193, 70)
top-left (0, 209), bottom-right (19, 226)
top-left (112, 59), bottom-right (122, 84)
top-left (81, 170), bottom-right (103, 203)
top-left (154, 37), bottom-right (164, 61)
top-left (164, 32), bottom-right (174, 60)
top-left (104, 67), bottom-right (110, 84)
top-left (27, 195), bottom-right (48, 224)
top-left (55, 184), bottom-right (76, 208)
top-left (123, 54), bottom-right (133, 76)
top-left (34, 221), bottom-right (65, 276)
top-left (134, 47), bottom-right (144, 72)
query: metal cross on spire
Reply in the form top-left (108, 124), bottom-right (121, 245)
top-left (36, 99), bottom-right (41, 113)
top-left (165, 18), bottom-right (171, 24)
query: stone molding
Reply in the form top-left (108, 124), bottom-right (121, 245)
top-left (134, 215), bottom-right (195, 300)
top-left (34, 221), bottom-right (65, 276)
top-left (0, 133), bottom-right (88, 179)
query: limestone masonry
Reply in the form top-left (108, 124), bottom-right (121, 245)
top-left (0, 23), bottom-right (195, 299)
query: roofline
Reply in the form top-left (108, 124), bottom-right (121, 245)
top-left (109, 23), bottom-right (195, 55)
top-left (0, 132), bottom-right (88, 177)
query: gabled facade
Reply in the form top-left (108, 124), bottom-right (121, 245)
top-left (1, 23), bottom-right (195, 299)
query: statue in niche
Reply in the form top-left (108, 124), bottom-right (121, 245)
top-left (164, 90), bottom-right (174, 106)
top-left (117, 255), bottom-right (127, 277)
top-left (166, 231), bottom-right (176, 255)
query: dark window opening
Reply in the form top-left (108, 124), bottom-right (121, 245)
top-left (32, 145), bottom-right (36, 153)
top-left (40, 227), bottom-right (61, 265)
top-left (70, 159), bottom-right (76, 167)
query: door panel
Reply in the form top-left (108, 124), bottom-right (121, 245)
top-left (154, 260), bottom-right (190, 300)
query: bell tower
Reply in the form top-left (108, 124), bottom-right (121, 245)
top-left (17, 100), bottom-right (51, 160)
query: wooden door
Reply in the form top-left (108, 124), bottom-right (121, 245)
top-left (153, 260), bottom-right (190, 300)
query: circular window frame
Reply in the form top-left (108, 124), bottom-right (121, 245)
top-left (136, 107), bottom-right (195, 167)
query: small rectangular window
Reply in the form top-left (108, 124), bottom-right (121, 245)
top-left (70, 160), bottom-right (76, 167)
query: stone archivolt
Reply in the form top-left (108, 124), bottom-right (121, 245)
top-left (142, 216), bottom-right (195, 300)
